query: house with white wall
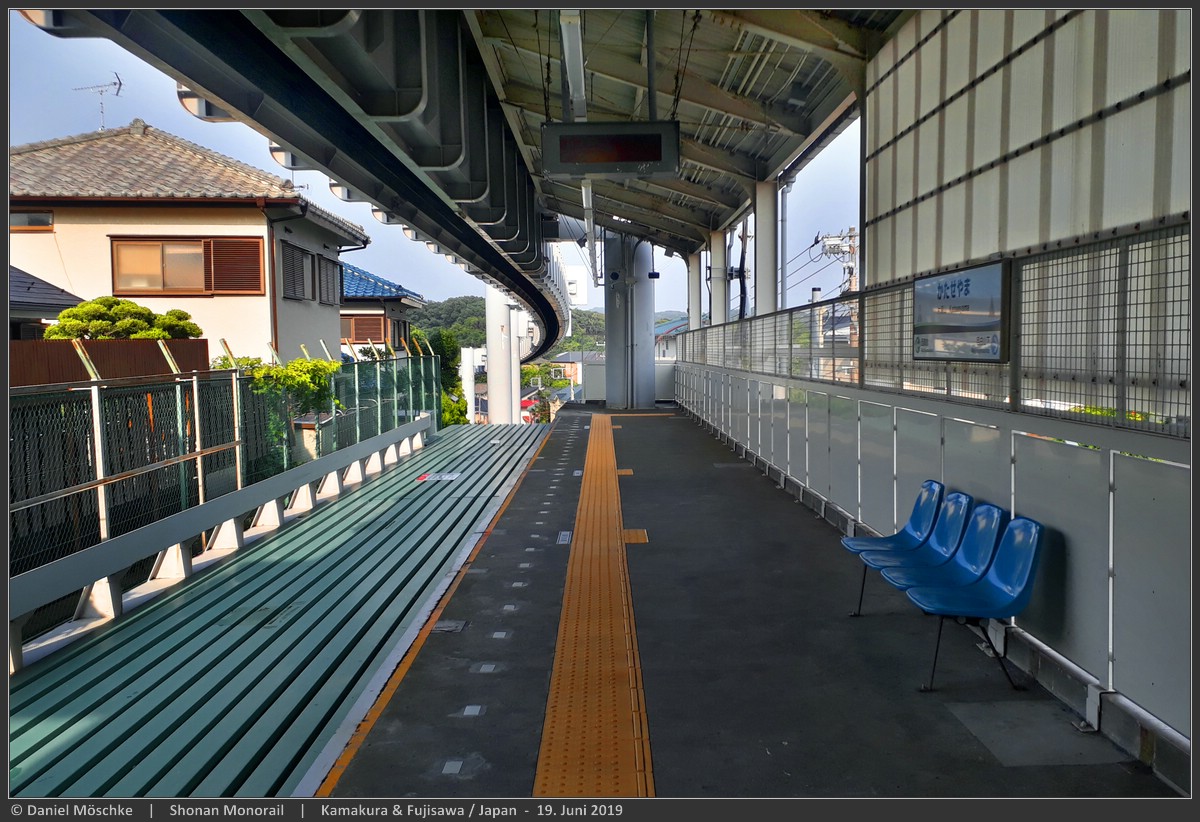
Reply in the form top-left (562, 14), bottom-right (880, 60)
top-left (9, 118), bottom-right (370, 364)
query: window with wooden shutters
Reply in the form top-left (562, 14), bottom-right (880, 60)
top-left (347, 315), bottom-right (385, 343)
top-left (318, 256), bottom-right (342, 305)
top-left (282, 242), bottom-right (313, 300)
top-left (204, 238), bottom-right (263, 294)
top-left (113, 236), bottom-right (263, 294)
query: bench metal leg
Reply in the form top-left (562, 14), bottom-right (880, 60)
top-left (920, 615), bottom-right (945, 692)
top-left (849, 563), bottom-right (868, 617)
top-left (979, 623), bottom-right (1024, 691)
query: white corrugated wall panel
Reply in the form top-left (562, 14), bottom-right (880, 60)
top-left (1169, 86), bottom-right (1189, 214)
top-left (915, 198), bottom-right (938, 274)
top-left (1050, 14), bottom-right (1085, 134)
top-left (940, 184), bottom-right (967, 265)
top-left (976, 10), bottom-right (1009, 74)
top-left (1005, 150), bottom-right (1043, 252)
top-left (1105, 10), bottom-right (1161, 106)
top-left (944, 11), bottom-right (973, 98)
top-left (970, 168), bottom-right (1001, 256)
top-left (866, 84), bottom-right (881, 156)
top-left (895, 132), bottom-right (915, 205)
top-left (919, 29), bottom-right (942, 120)
top-left (1050, 131), bottom-right (1087, 238)
top-left (893, 13), bottom-right (921, 72)
top-left (874, 144), bottom-right (894, 215)
top-left (893, 208), bottom-right (914, 282)
top-left (1012, 8), bottom-right (1049, 46)
top-left (866, 220), bottom-right (891, 287)
top-left (916, 116), bottom-right (940, 198)
top-left (1172, 10), bottom-right (1190, 74)
top-left (973, 73), bottom-right (1004, 167)
top-left (1103, 107), bottom-right (1157, 228)
top-left (942, 95), bottom-right (970, 183)
top-left (894, 46), bottom-right (918, 134)
top-left (1008, 45), bottom-right (1047, 151)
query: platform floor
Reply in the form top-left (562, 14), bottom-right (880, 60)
top-left (321, 404), bottom-right (1181, 799)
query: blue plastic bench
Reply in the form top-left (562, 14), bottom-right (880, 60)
top-left (841, 479), bottom-right (943, 555)
top-left (849, 489), bottom-right (972, 616)
top-left (905, 516), bottom-right (1045, 692)
top-left (880, 503), bottom-right (1008, 591)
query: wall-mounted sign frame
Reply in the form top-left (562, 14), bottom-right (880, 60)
top-left (912, 261), bottom-right (1010, 362)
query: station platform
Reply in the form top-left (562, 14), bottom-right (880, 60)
top-left (318, 404), bottom-right (1180, 799)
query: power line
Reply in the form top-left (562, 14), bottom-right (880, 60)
top-left (784, 258), bottom-right (840, 294)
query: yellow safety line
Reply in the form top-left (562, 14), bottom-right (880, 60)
top-left (315, 426), bottom-right (555, 797)
top-left (533, 415), bottom-right (654, 797)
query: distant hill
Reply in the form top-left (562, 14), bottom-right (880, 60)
top-left (410, 298), bottom-right (687, 359)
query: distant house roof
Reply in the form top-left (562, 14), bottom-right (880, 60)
top-left (551, 351), bottom-right (605, 364)
top-left (341, 262), bottom-right (425, 304)
top-left (9, 265), bottom-right (83, 315)
top-left (9, 118), bottom-right (369, 245)
top-left (654, 317), bottom-right (689, 339)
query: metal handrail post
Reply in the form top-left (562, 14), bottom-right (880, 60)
top-left (231, 370), bottom-right (244, 489)
top-left (192, 373), bottom-right (206, 505)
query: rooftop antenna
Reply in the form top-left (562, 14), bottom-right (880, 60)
top-left (73, 72), bottom-right (123, 130)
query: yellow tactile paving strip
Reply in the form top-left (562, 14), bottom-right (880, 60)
top-left (533, 415), bottom-right (654, 797)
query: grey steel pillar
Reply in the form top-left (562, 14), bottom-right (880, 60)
top-left (754, 181), bottom-right (778, 316)
top-left (485, 284), bottom-right (517, 423)
top-left (687, 252), bottom-right (702, 330)
top-left (603, 233), bottom-right (656, 409)
top-left (710, 230), bottom-right (728, 326)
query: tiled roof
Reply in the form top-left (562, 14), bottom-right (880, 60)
top-left (9, 118), bottom-right (369, 244)
top-left (8, 265), bottom-right (84, 312)
top-left (654, 317), bottom-right (689, 338)
top-left (341, 262), bottom-right (425, 302)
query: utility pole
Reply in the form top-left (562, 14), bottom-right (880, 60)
top-left (817, 228), bottom-right (860, 379)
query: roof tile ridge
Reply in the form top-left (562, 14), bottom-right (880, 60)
top-left (9, 122), bottom-right (137, 155)
top-left (138, 122), bottom-right (298, 194)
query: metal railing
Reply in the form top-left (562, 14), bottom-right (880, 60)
top-left (9, 356), bottom-right (441, 640)
top-left (680, 224), bottom-right (1190, 439)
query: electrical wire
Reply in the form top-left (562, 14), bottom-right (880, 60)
top-left (783, 258), bottom-right (840, 294)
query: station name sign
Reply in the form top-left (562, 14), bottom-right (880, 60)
top-left (912, 262), bottom-right (1010, 363)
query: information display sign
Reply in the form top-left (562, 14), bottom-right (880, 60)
top-left (912, 262), bottom-right (1009, 362)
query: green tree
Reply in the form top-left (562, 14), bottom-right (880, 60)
top-left (44, 296), bottom-right (203, 340)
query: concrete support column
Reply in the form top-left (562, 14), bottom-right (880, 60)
top-left (459, 347), bottom-right (483, 423)
top-left (509, 305), bottom-right (522, 421)
top-left (485, 285), bottom-right (517, 424)
top-left (604, 233), bottom-right (656, 409)
top-left (754, 181), bottom-right (778, 316)
top-left (710, 230), bottom-right (728, 326)
top-left (687, 252), bottom-right (702, 330)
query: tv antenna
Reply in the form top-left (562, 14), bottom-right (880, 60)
top-left (73, 72), bottom-right (123, 130)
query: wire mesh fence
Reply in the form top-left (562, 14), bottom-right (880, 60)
top-left (9, 355), bottom-right (442, 640)
top-left (679, 225), bottom-right (1189, 439)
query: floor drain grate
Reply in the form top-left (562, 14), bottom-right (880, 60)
top-left (433, 619), bottom-right (468, 633)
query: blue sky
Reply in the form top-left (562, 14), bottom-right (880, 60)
top-left (8, 10), bottom-right (860, 314)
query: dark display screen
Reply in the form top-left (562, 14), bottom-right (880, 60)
top-left (559, 133), bottom-right (664, 165)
